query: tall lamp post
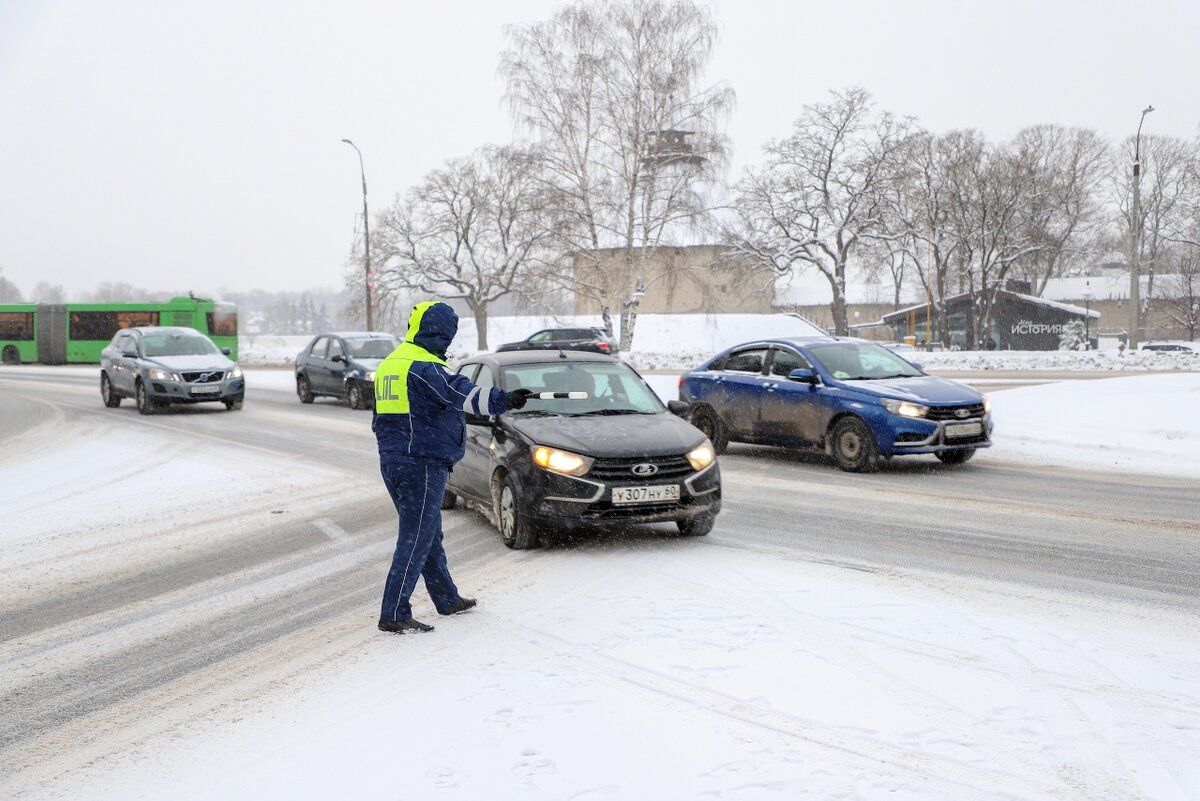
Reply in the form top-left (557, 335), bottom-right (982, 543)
top-left (1129, 105), bottom-right (1154, 350)
top-left (1082, 281), bottom-right (1093, 351)
top-left (342, 139), bottom-right (373, 331)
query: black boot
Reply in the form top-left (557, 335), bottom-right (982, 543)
top-left (440, 597), bottom-right (477, 616)
top-left (378, 617), bottom-right (434, 633)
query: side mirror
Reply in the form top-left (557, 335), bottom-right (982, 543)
top-left (220, 347), bottom-right (232, 356)
top-left (787, 368), bottom-right (817, 383)
top-left (667, 400), bottom-right (690, 418)
top-left (330, 354), bottom-right (344, 363)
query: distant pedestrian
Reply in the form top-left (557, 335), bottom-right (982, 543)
top-left (372, 301), bottom-right (532, 633)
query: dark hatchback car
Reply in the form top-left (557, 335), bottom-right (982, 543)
top-left (295, 331), bottom-right (399, 409)
top-left (680, 336), bottom-right (992, 472)
top-left (444, 351), bottom-right (720, 549)
top-left (100, 326), bottom-right (245, 414)
top-left (495, 327), bottom-right (619, 356)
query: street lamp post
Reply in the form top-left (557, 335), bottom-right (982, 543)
top-left (342, 139), bottom-right (373, 331)
top-left (1129, 106), bottom-right (1154, 351)
top-left (1082, 281), bottom-right (1093, 350)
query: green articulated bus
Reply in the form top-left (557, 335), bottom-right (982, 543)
top-left (0, 296), bottom-right (238, 365)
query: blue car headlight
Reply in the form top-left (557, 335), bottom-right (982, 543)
top-left (881, 398), bottom-right (929, 418)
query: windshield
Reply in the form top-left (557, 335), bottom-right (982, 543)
top-left (806, 342), bottom-right (923, 380)
top-left (345, 336), bottom-right (398, 358)
top-left (501, 362), bottom-right (664, 416)
top-left (142, 332), bottom-right (221, 358)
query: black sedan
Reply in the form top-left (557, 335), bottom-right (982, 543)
top-left (495, 327), bottom-right (619, 356)
top-left (444, 351), bottom-right (720, 548)
top-left (295, 331), bottom-right (398, 409)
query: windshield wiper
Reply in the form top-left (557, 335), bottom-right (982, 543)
top-left (873, 373), bottom-right (920, 379)
top-left (568, 408), bottom-right (657, 416)
top-left (509, 409), bottom-right (560, 417)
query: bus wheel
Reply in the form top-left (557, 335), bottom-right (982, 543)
top-left (101, 372), bottom-right (122, 408)
top-left (1, 345), bottom-right (18, 365)
top-left (136, 381), bottom-right (157, 415)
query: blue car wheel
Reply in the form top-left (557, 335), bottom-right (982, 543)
top-left (831, 416), bottom-right (879, 473)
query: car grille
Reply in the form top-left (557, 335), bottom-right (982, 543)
top-left (588, 455), bottom-right (693, 482)
top-left (181, 371), bottom-right (225, 383)
top-left (926, 403), bottom-right (985, 421)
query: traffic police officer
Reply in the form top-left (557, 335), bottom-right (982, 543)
top-left (373, 300), bottom-right (531, 633)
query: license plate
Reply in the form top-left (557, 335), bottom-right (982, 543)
top-left (612, 484), bottom-right (680, 505)
top-left (190, 385), bottom-right (221, 394)
top-left (945, 422), bottom-right (983, 438)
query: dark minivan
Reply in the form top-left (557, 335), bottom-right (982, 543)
top-left (445, 350), bottom-right (720, 548)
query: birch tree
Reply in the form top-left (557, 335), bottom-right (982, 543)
top-left (372, 146), bottom-right (553, 349)
top-left (501, 0), bottom-right (732, 349)
top-left (726, 88), bottom-right (913, 335)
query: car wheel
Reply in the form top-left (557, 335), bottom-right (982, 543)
top-left (101, 372), bottom-right (121, 408)
top-left (135, 380), bottom-right (157, 415)
top-left (347, 381), bottom-right (368, 410)
top-left (830, 416), bottom-right (878, 473)
top-left (688, 405), bottom-right (728, 454)
top-left (224, 398), bottom-right (244, 411)
top-left (676, 513), bottom-right (716, 537)
top-left (441, 488), bottom-right (457, 510)
top-left (495, 473), bottom-right (538, 550)
top-left (296, 375), bottom-right (314, 404)
top-left (936, 448), bottom-right (975, 465)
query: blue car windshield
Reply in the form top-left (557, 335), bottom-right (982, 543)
top-left (501, 362), bottom-right (663, 416)
top-left (806, 342), bottom-right (922, 380)
top-left (142, 333), bottom-right (221, 357)
top-left (345, 336), bottom-right (398, 358)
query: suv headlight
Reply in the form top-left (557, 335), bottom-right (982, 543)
top-left (147, 368), bottom-right (180, 381)
top-left (532, 446), bottom-right (593, 477)
top-left (687, 440), bottom-right (715, 471)
top-left (881, 398), bottom-right (929, 418)
top-left (228, 365), bottom-right (243, 380)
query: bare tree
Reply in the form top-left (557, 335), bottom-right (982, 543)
top-left (726, 87), bottom-right (913, 335)
top-left (501, 0), bottom-right (733, 349)
top-left (1010, 125), bottom-right (1108, 295)
top-left (0, 267), bottom-right (23, 302)
top-left (372, 146), bottom-right (553, 349)
top-left (1158, 249), bottom-right (1200, 340)
top-left (30, 281), bottom-right (66, 303)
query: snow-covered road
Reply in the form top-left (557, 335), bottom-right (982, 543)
top-left (1, 366), bottom-right (1198, 800)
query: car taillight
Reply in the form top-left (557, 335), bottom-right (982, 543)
top-left (597, 342), bottom-right (610, 351)
top-left (678, 376), bottom-right (684, 390)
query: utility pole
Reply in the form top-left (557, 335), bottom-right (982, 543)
top-left (342, 139), bottom-right (373, 331)
top-left (1129, 106), bottom-right (1154, 350)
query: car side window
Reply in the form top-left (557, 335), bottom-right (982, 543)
top-left (528, 331), bottom-right (553, 344)
top-left (768, 348), bottom-right (810, 377)
top-left (456, 363), bottom-right (479, 381)
top-left (309, 337), bottom-right (328, 359)
top-left (474, 364), bottom-right (494, 394)
top-left (114, 333), bottom-right (132, 353)
top-left (722, 348), bottom-right (768, 374)
top-left (328, 338), bottom-right (344, 360)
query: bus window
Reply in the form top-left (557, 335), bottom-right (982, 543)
top-left (0, 312), bottom-right (35, 340)
top-left (116, 311), bottom-right (159, 328)
top-left (207, 310), bottom-right (238, 337)
top-left (70, 312), bottom-right (121, 341)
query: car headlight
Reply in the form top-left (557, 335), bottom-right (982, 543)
top-left (532, 446), bottom-right (593, 477)
top-left (365, 370), bottom-right (376, 381)
top-left (147, 368), bottom-right (180, 381)
top-left (687, 440), bottom-right (715, 471)
top-left (881, 398), bottom-right (929, 418)
top-left (228, 365), bottom-right (243, 380)
top-left (982, 393), bottom-right (991, 414)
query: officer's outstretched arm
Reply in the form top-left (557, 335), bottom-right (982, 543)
top-left (430, 365), bottom-right (507, 416)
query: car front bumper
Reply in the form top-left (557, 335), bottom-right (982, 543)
top-left (525, 461), bottom-right (721, 530)
top-left (883, 414), bottom-right (993, 455)
top-left (145, 377), bottom-right (245, 404)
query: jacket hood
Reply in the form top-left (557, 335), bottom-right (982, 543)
top-left (406, 301), bottom-right (457, 359)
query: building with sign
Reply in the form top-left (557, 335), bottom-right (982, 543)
top-left (880, 289), bottom-right (1101, 351)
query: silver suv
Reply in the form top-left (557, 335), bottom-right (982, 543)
top-left (100, 326), bottom-right (245, 414)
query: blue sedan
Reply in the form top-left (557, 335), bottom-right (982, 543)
top-left (678, 337), bottom-right (992, 472)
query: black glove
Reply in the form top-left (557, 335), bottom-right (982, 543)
top-left (505, 388), bottom-right (536, 410)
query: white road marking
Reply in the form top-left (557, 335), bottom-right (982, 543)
top-left (312, 518), bottom-right (348, 541)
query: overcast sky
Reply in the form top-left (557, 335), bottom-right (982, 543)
top-left (1, 0), bottom-right (1197, 299)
